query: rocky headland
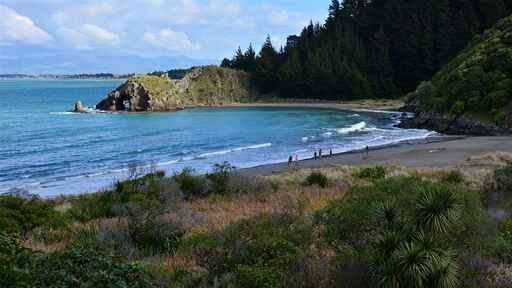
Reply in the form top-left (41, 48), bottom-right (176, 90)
top-left (95, 66), bottom-right (254, 112)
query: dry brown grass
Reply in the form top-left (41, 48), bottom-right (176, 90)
top-left (164, 184), bottom-right (346, 234)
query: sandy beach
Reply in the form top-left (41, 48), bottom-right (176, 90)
top-left (228, 99), bottom-right (405, 111)
top-left (243, 136), bottom-right (512, 175)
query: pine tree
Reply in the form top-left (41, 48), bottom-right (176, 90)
top-left (476, 0), bottom-right (509, 28)
top-left (329, 0), bottom-right (341, 19)
top-left (367, 26), bottom-right (395, 98)
top-left (221, 0), bottom-right (508, 100)
top-left (255, 36), bottom-right (279, 93)
top-left (433, 0), bottom-right (452, 68)
top-left (244, 44), bottom-right (257, 73)
top-left (220, 58), bottom-right (232, 68)
top-left (279, 48), bottom-right (304, 98)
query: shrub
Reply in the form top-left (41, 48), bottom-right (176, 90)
top-left (316, 177), bottom-right (488, 251)
top-left (128, 217), bottom-right (184, 256)
top-left (206, 162), bottom-right (236, 195)
top-left (0, 232), bottom-right (36, 287)
top-left (0, 232), bottom-right (155, 287)
top-left (484, 165), bottom-right (512, 204)
top-left (190, 213), bottom-right (313, 287)
top-left (66, 171), bottom-right (175, 222)
top-left (0, 195), bottom-right (69, 236)
top-left (173, 168), bottom-right (206, 199)
top-left (356, 166), bottom-right (386, 181)
top-left (34, 244), bottom-right (155, 288)
top-left (440, 170), bottom-right (464, 184)
top-left (226, 173), bottom-right (271, 194)
top-left (304, 171), bottom-right (328, 188)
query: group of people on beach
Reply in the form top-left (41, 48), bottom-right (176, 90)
top-left (287, 145), bottom-right (371, 168)
top-left (287, 148), bottom-right (335, 168)
top-left (313, 148), bottom-right (334, 160)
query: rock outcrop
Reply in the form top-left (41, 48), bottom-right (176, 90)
top-left (73, 101), bottom-right (87, 113)
top-left (400, 16), bottom-right (512, 135)
top-left (96, 66), bottom-right (253, 112)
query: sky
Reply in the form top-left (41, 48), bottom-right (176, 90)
top-left (0, 0), bottom-right (329, 74)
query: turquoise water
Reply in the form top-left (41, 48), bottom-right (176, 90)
top-left (0, 80), bottom-right (434, 197)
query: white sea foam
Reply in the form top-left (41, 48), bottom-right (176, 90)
top-left (199, 143), bottom-right (272, 158)
top-left (336, 121), bottom-right (367, 134)
top-left (350, 108), bottom-right (401, 114)
top-left (322, 132), bottom-right (334, 137)
top-left (348, 114), bottom-right (361, 117)
top-left (50, 112), bottom-right (79, 115)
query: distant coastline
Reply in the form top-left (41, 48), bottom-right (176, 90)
top-left (0, 73), bottom-right (130, 80)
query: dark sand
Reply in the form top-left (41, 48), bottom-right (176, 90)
top-left (243, 136), bottom-right (512, 175)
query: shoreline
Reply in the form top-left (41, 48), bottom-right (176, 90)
top-left (192, 99), bottom-right (405, 112)
top-left (241, 136), bottom-right (512, 176)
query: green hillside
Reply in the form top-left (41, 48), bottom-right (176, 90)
top-left (403, 15), bottom-right (512, 134)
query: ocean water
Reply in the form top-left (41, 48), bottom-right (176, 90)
top-left (0, 80), bottom-right (435, 197)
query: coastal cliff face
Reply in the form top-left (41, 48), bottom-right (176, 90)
top-left (96, 66), bottom-right (252, 112)
top-left (400, 16), bottom-right (512, 136)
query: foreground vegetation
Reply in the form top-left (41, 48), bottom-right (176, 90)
top-left (2, 158), bottom-right (512, 287)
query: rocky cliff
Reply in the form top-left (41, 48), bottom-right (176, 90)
top-left (96, 66), bottom-right (253, 112)
top-left (400, 16), bottom-right (512, 135)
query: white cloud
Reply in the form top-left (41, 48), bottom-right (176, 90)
top-left (82, 24), bottom-right (119, 43)
top-left (57, 24), bottom-right (119, 50)
top-left (261, 5), bottom-right (308, 28)
top-left (144, 28), bottom-right (199, 51)
top-left (0, 5), bottom-right (52, 45)
top-left (208, 0), bottom-right (240, 15)
top-left (84, 3), bottom-right (113, 16)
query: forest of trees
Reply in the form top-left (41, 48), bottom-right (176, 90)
top-left (222, 0), bottom-right (512, 100)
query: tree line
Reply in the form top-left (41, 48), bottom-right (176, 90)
top-left (222, 0), bottom-right (512, 100)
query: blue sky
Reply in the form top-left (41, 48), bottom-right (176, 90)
top-left (0, 0), bottom-right (329, 74)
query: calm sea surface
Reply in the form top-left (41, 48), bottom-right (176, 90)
top-left (0, 80), bottom-right (435, 197)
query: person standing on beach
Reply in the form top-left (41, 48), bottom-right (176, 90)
top-left (288, 155), bottom-right (293, 167)
top-left (366, 146), bottom-right (369, 157)
top-left (329, 149), bottom-right (333, 157)
top-left (314, 151), bottom-right (317, 160)
top-left (294, 154), bottom-right (299, 166)
top-left (319, 149), bottom-right (322, 158)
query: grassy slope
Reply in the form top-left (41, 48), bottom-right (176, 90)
top-left (121, 67), bottom-right (252, 109)
top-left (410, 15), bottom-right (512, 127)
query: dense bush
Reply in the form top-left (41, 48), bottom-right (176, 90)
top-left (0, 195), bottom-right (69, 236)
top-left (304, 171), bottom-right (328, 188)
top-left (440, 170), bottom-right (465, 184)
top-left (66, 171), bottom-right (170, 222)
top-left (356, 166), bottom-right (386, 181)
top-left (188, 213), bottom-right (313, 288)
top-left (226, 173), bottom-right (271, 195)
top-left (128, 216), bottom-right (184, 256)
top-left (486, 165), bottom-right (512, 196)
top-left (173, 168), bottom-right (205, 199)
top-left (409, 16), bottom-right (512, 128)
top-left (0, 232), bottom-right (35, 286)
top-left (0, 232), bottom-right (154, 288)
top-left (206, 161), bottom-right (236, 195)
top-left (316, 177), bottom-right (491, 286)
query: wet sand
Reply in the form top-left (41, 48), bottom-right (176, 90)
top-left (242, 136), bottom-right (512, 175)
top-left (228, 100), bottom-right (404, 112)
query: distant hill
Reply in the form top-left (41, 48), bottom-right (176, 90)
top-left (401, 15), bottom-right (512, 135)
